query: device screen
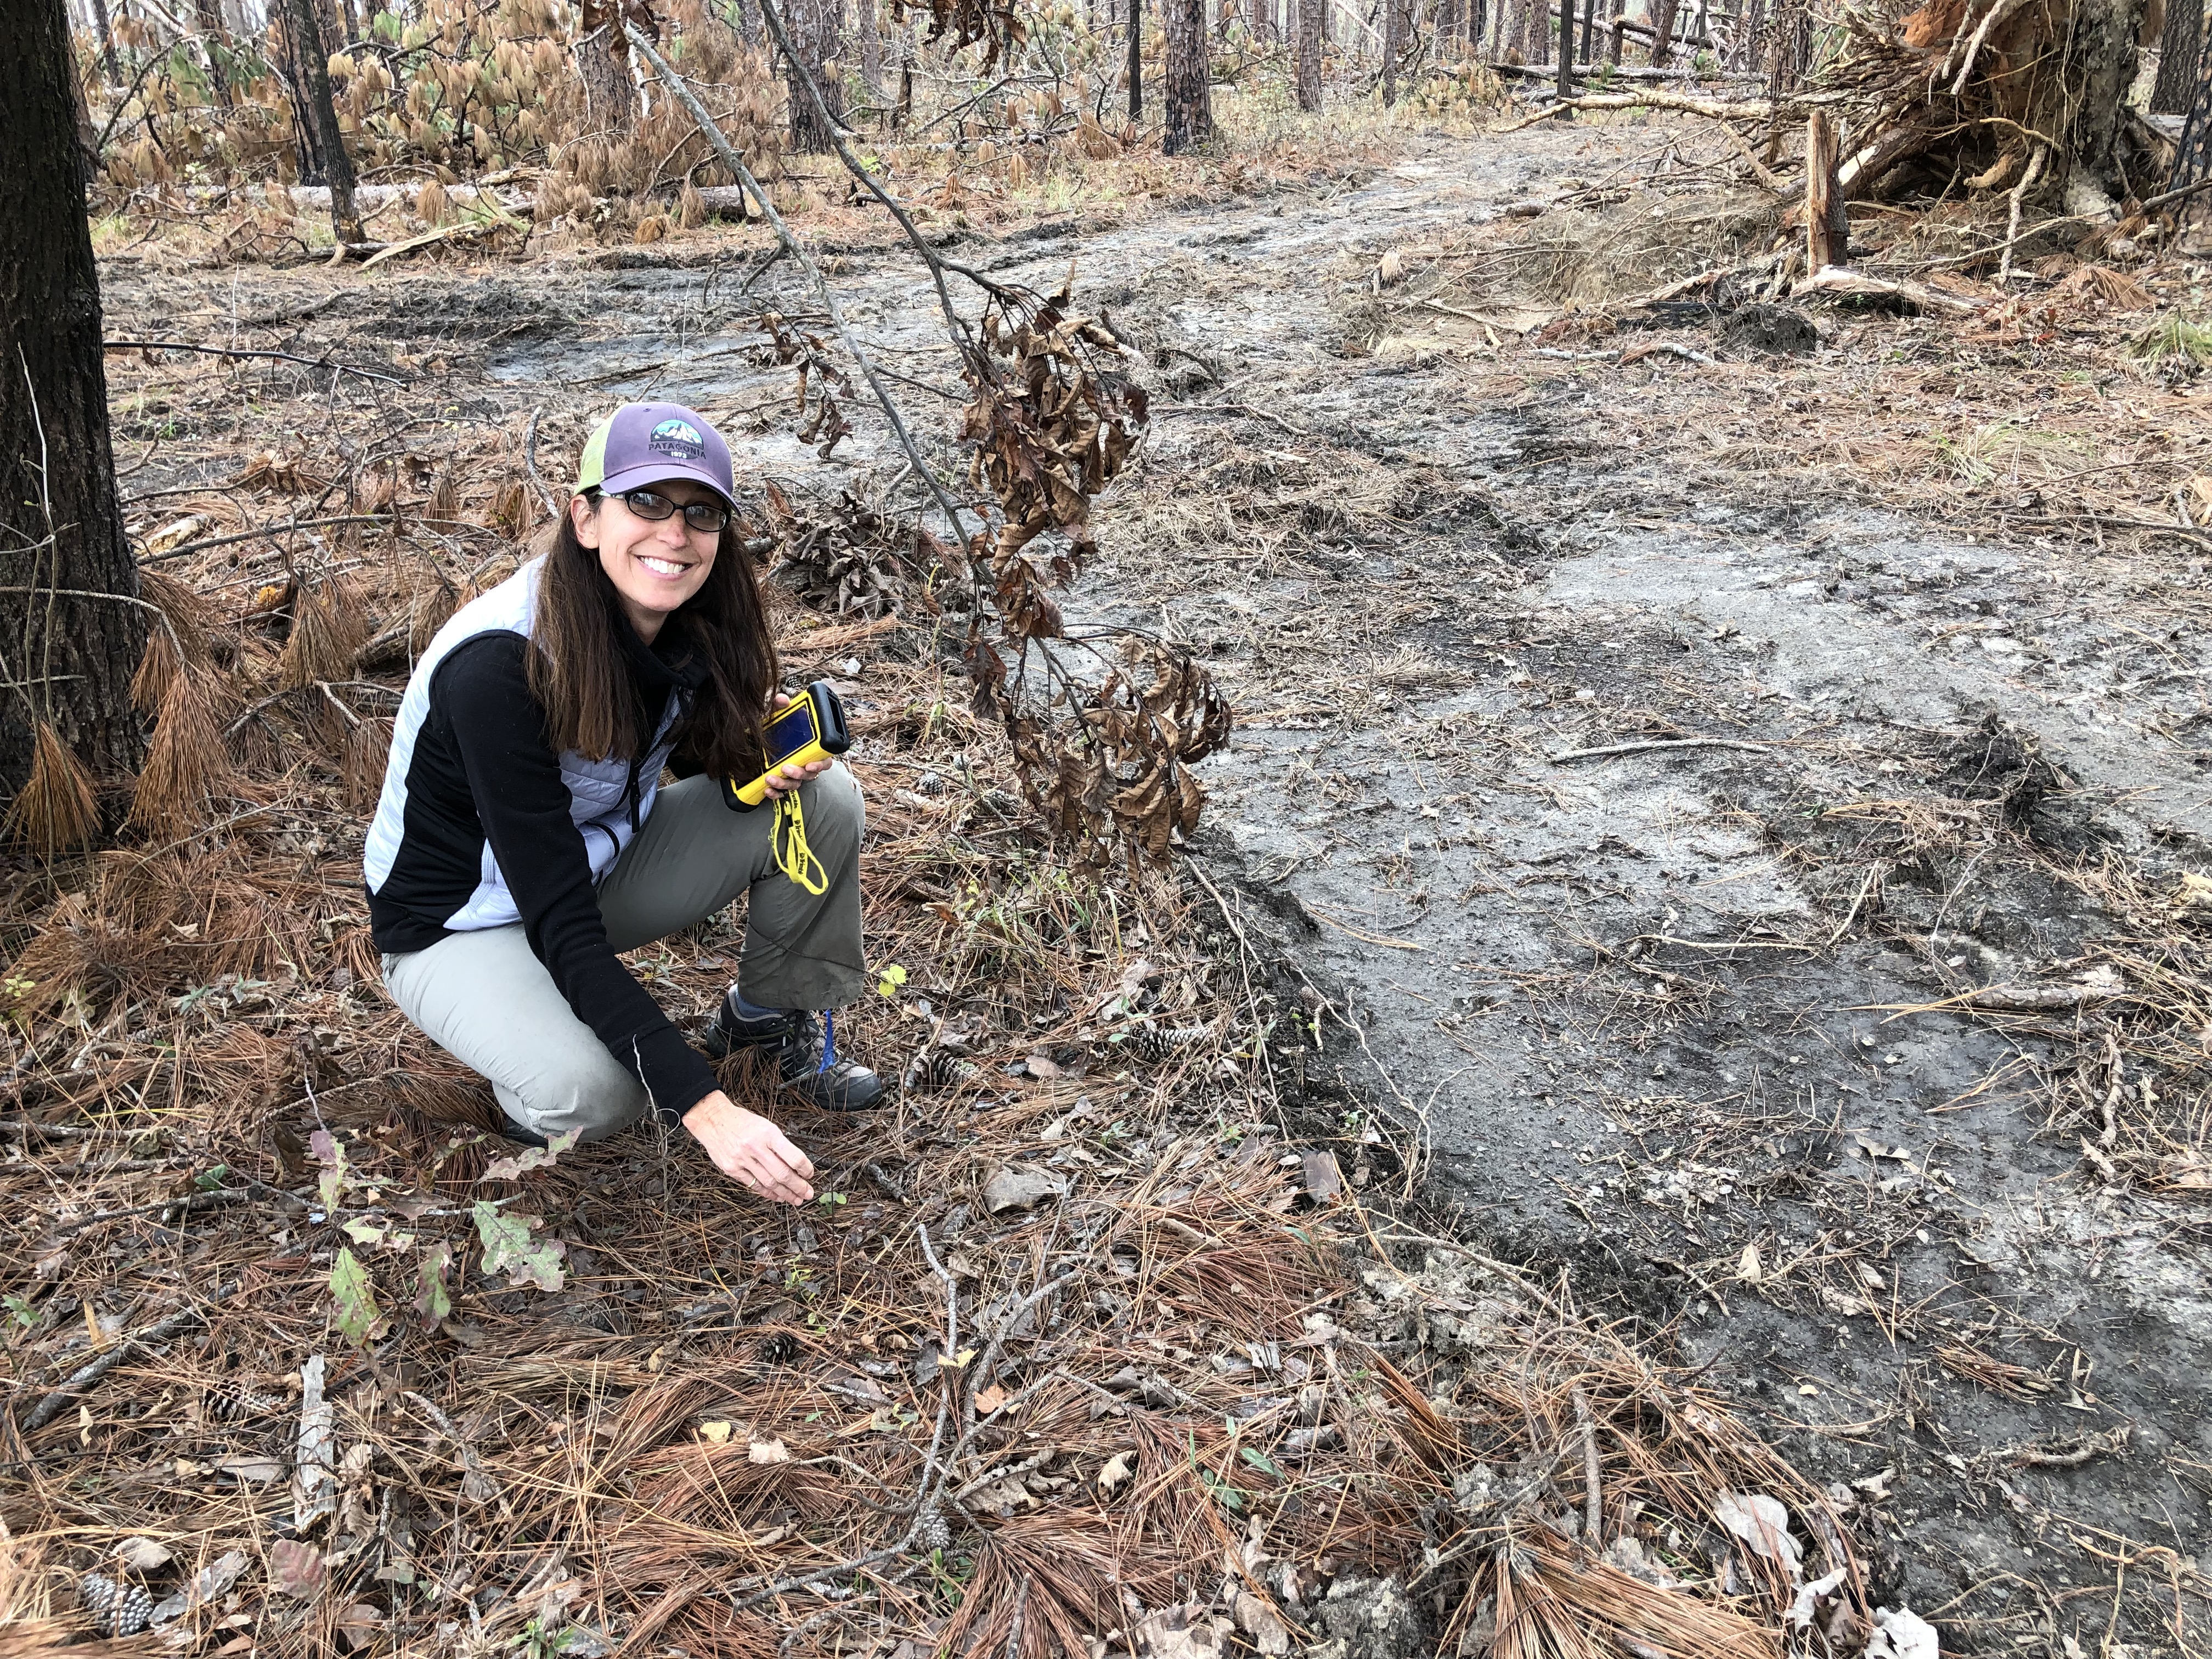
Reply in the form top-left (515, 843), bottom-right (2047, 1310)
top-left (764, 699), bottom-right (816, 765)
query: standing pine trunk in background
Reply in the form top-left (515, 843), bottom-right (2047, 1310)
top-left (281, 0), bottom-right (363, 244)
top-left (577, 0), bottom-right (640, 132)
top-left (855, 0), bottom-right (884, 103)
top-left (1647, 0), bottom-right (1678, 62)
top-left (1295, 0), bottom-right (1322, 105)
top-left (2172, 37), bottom-right (2212, 190)
top-left (1, 0), bottom-right (147, 837)
top-left (1381, 0), bottom-right (1402, 100)
top-left (88, 0), bottom-right (124, 86)
top-left (784, 0), bottom-right (845, 150)
top-left (2154, 0), bottom-right (2204, 112)
top-left (1161, 0), bottom-right (1212, 149)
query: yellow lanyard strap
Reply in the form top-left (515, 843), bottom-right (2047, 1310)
top-left (771, 790), bottom-right (828, 895)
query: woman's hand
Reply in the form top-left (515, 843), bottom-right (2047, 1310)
top-left (763, 691), bottom-right (832, 802)
top-left (682, 1090), bottom-right (815, 1203)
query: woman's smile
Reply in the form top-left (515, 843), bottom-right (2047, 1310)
top-left (573, 481), bottom-right (724, 641)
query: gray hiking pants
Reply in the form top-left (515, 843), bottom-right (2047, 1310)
top-left (380, 765), bottom-right (868, 1142)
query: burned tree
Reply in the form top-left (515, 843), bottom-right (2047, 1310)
top-left (1161, 0), bottom-right (1211, 150)
top-left (281, 0), bottom-right (363, 243)
top-left (2, 0), bottom-right (146, 844)
top-left (1296, 0), bottom-right (1322, 108)
top-left (2153, 0), bottom-right (2203, 111)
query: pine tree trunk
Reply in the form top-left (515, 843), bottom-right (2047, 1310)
top-left (2172, 36), bottom-right (2212, 189)
top-left (1128, 0), bottom-right (1143, 119)
top-left (1381, 0), bottom-right (1401, 100)
top-left (283, 0), bottom-right (361, 240)
top-left (88, 0), bottom-right (123, 85)
top-left (1296, 0), bottom-right (1322, 106)
top-left (1161, 0), bottom-right (1212, 148)
top-left (856, 0), bottom-right (883, 101)
top-left (783, 0), bottom-right (844, 150)
top-left (1648, 0), bottom-right (1677, 63)
top-left (1, 0), bottom-right (146, 806)
top-left (2062, 0), bottom-right (2151, 198)
top-left (577, 0), bottom-right (639, 133)
top-left (2154, 0), bottom-right (2203, 113)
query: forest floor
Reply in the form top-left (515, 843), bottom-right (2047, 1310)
top-left (11, 109), bottom-right (2212, 1656)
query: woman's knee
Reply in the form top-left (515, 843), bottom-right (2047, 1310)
top-left (505, 1048), bottom-right (647, 1143)
top-left (797, 761), bottom-right (865, 848)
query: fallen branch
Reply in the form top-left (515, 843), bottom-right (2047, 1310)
top-left (1499, 88), bottom-right (1775, 132)
top-left (1549, 736), bottom-right (1772, 763)
top-left (21, 1289), bottom-right (230, 1434)
top-left (1790, 265), bottom-right (1987, 316)
top-left (104, 338), bottom-right (407, 385)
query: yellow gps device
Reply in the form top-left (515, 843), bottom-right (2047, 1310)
top-left (722, 680), bottom-right (850, 812)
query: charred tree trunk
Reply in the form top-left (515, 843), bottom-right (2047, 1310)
top-left (2, 0), bottom-right (146, 815)
top-left (783, 0), bottom-right (845, 151)
top-left (1128, 0), bottom-right (1143, 120)
top-left (1648, 0), bottom-right (1678, 62)
top-left (88, 0), bottom-right (123, 86)
top-left (281, 0), bottom-right (361, 240)
top-left (2155, 0), bottom-right (2202, 111)
top-left (1765, 0), bottom-right (1805, 92)
top-left (1381, 0), bottom-right (1402, 99)
top-left (1296, 0), bottom-right (1323, 105)
top-left (577, 0), bottom-right (639, 133)
top-left (2171, 31), bottom-right (2212, 189)
top-left (1162, 0), bottom-right (1211, 147)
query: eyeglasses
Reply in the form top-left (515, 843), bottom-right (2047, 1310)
top-left (611, 488), bottom-right (731, 534)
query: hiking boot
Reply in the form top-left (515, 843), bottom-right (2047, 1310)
top-left (496, 1115), bottom-right (550, 1149)
top-left (704, 989), bottom-right (887, 1113)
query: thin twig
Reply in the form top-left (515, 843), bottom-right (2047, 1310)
top-left (105, 338), bottom-right (406, 385)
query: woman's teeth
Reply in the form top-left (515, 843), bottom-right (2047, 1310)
top-left (637, 556), bottom-right (689, 577)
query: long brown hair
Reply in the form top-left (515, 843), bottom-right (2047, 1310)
top-left (526, 498), bottom-right (778, 778)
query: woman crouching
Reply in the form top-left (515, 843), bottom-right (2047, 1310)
top-left (364, 402), bottom-right (881, 1205)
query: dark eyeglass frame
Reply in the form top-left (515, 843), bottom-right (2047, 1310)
top-left (595, 486), bottom-right (731, 534)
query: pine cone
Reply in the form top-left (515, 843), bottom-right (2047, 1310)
top-left (757, 1333), bottom-right (799, 1365)
top-left (79, 1574), bottom-right (154, 1638)
top-left (912, 1502), bottom-right (952, 1553)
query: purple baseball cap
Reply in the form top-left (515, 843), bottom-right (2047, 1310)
top-left (573, 402), bottom-right (736, 506)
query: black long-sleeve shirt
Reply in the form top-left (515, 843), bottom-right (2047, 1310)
top-left (368, 628), bottom-right (721, 1122)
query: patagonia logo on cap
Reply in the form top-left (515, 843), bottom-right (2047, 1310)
top-left (648, 417), bottom-right (706, 459)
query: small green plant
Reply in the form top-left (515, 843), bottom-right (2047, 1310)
top-left (5, 1294), bottom-right (40, 1333)
top-left (875, 962), bottom-right (909, 997)
top-left (2129, 315), bottom-right (2212, 373)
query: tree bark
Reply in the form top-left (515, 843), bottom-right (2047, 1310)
top-left (2170, 25), bottom-right (2212, 190)
top-left (1806, 109), bottom-right (1846, 268)
top-left (1558, 0), bottom-right (1572, 92)
top-left (2154, 0), bottom-right (2203, 112)
top-left (855, 0), bottom-right (883, 101)
top-left (1, 0), bottom-right (147, 806)
top-left (87, 0), bottom-right (123, 86)
top-left (1128, 0), bottom-right (1143, 119)
top-left (577, 0), bottom-right (639, 133)
top-left (2061, 0), bottom-right (2151, 199)
top-left (1161, 0), bottom-right (1212, 148)
top-left (1647, 0), bottom-right (1678, 62)
top-left (782, 0), bottom-right (845, 151)
top-left (1381, 0), bottom-right (1402, 99)
top-left (281, 0), bottom-right (361, 240)
top-left (1296, 0), bottom-right (1322, 105)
